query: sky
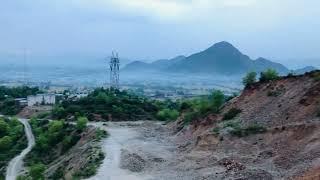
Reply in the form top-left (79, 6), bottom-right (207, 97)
top-left (1, 0), bottom-right (320, 68)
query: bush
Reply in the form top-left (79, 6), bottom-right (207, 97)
top-left (76, 117), bottom-right (88, 131)
top-left (210, 90), bottom-right (225, 113)
top-left (222, 108), bottom-right (242, 120)
top-left (230, 124), bottom-right (267, 137)
top-left (29, 163), bottom-right (46, 180)
top-left (156, 109), bottom-right (179, 121)
top-left (259, 69), bottom-right (279, 82)
top-left (242, 72), bottom-right (257, 87)
top-left (0, 136), bottom-right (12, 150)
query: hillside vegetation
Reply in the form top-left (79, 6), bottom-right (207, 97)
top-left (20, 118), bottom-right (106, 179)
top-left (0, 117), bottom-right (27, 180)
top-left (52, 88), bottom-right (166, 121)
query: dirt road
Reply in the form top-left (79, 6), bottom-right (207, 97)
top-left (6, 119), bottom-right (35, 180)
top-left (87, 121), bottom-right (201, 180)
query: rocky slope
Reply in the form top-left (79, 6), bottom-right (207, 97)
top-left (170, 71), bottom-right (320, 179)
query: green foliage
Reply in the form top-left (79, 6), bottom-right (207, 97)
top-left (26, 119), bottom-right (81, 166)
top-left (210, 90), bottom-right (225, 113)
top-left (0, 98), bottom-right (21, 115)
top-left (0, 119), bottom-right (9, 136)
top-left (0, 86), bottom-right (41, 100)
top-left (0, 136), bottom-right (12, 150)
top-left (230, 123), bottom-right (267, 137)
top-left (259, 69), bottom-right (279, 82)
top-left (95, 129), bottom-right (108, 141)
top-left (242, 71), bottom-right (257, 87)
top-left (222, 108), bottom-right (242, 120)
top-left (53, 88), bottom-right (159, 121)
top-left (156, 109), bottom-right (179, 121)
top-left (179, 90), bottom-right (226, 125)
top-left (213, 120), bottom-right (267, 138)
top-left (73, 150), bottom-right (105, 178)
top-left (76, 117), bottom-right (88, 131)
top-left (52, 106), bottom-right (67, 119)
top-left (29, 163), bottom-right (45, 180)
top-left (0, 86), bottom-right (41, 115)
top-left (0, 117), bottom-right (27, 178)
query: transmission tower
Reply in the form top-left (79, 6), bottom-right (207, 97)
top-left (109, 52), bottom-right (120, 89)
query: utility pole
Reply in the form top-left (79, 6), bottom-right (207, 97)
top-left (109, 51), bottom-right (120, 89)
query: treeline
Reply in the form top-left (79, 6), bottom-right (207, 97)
top-left (52, 88), bottom-right (159, 121)
top-left (0, 86), bottom-right (41, 115)
top-left (0, 86), bottom-right (41, 100)
top-left (0, 117), bottom-right (27, 179)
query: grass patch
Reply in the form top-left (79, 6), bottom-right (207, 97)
top-left (230, 124), bottom-right (267, 137)
top-left (213, 120), bottom-right (267, 138)
top-left (222, 108), bottom-right (242, 120)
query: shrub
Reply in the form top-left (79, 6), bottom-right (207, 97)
top-left (230, 124), bottom-right (267, 137)
top-left (259, 69), bottom-right (279, 82)
top-left (0, 136), bottom-right (13, 151)
top-left (29, 163), bottom-right (46, 180)
top-left (242, 72), bottom-right (257, 87)
top-left (210, 90), bottom-right (225, 113)
top-left (76, 117), bottom-right (88, 131)
top-left (156, 109), bottom-right (179, 121)
top-left (222, 108), bottom-right (242, 120)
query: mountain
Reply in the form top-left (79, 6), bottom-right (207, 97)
top-left (122, 56), bottom-right (186, 72)
top-left (122, 41), bottom-right (290, 75)
top-left (293, 66), bottom-right (318, 75)
top-left (252, 57), bottom-right (289, 74)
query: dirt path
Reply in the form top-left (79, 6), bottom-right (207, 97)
top-left (87, 121), bottom-right (198, 180)
top-left (6, 119), bottom-right (35, 180)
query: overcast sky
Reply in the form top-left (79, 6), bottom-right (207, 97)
top-left (1, 0), bottom-right (320, 68)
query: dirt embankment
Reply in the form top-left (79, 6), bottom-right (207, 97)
top-left (44, 126), bottom-right (104, 180)
top-left (170, 71), bottom-right (320, 179)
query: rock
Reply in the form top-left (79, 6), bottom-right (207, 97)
top-left (120, 149), bottom-right (146, 172)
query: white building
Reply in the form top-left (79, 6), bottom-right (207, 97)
top-left (27, 94), bottom-right (56, 106)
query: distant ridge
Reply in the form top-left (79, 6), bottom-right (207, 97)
top-left (123, 41), bottom-right (290, 75)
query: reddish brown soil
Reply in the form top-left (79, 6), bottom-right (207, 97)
top-left (170, 71), bottom-right (320, 179)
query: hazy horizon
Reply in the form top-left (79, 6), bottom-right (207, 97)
top-left (1, 0), bottom-right (320, 69)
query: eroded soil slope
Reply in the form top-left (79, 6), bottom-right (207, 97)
top-left (170, 71), bottom-right (320, 179)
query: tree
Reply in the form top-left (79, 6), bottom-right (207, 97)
top-left (0, 119), bottom-right (9, 136)
top-left (48, 121), bottom-right (64, 134)
top-left (156, 109), bottom-right (179, 121)
top-left (242, 71), bottom-right (257, 87)
top-left (260, 69), bottom-right (279, 82)
top-left (29, 163), bottom-right (45, 180)
top-left (0, 136), bottom-right (12, 151)
top-left (76, 117), bottom-right (88, 131)
top-left (210, 90), bottom-right (225, 113)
